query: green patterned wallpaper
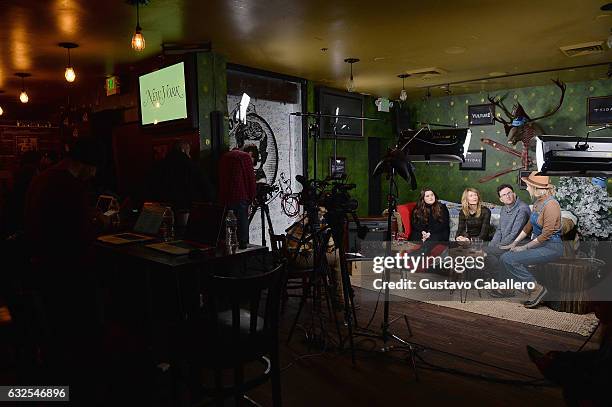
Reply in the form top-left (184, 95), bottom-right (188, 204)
top-left (404, 79), bottom-right (612, 204)
top-left (306, 79), bottom-right (612, 215)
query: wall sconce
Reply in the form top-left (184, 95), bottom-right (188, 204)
top-left (15, 73), bottom-right (31, 104)
top-left (59, 42), bottom-right (78, 82)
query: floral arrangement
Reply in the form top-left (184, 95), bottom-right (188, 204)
top-left (556, 177), bottom-right (612, 240)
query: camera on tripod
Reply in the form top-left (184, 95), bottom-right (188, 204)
top-left (255, 182), bottom-right (279, 203)
top-left (319, 182), bottom-right (359, 215)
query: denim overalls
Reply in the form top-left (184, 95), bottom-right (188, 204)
top-left (530, 196), bottom-right (562, 243)
top-left (500, 197), bottom-right (564, 283)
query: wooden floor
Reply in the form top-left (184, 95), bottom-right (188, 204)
top-left (0, 286), bottom-right (601, 406)
top-left (250, 286), bottom-right (599, 407)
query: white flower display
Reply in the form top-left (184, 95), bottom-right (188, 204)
top-left (556, 177), bottom-right (612, 240)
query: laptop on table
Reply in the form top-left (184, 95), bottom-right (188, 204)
top-left (97, 204), bottom-right (166, 245)
top-left (146, 202), bottom-right (226, 255)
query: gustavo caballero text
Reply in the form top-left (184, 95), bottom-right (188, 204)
top-left (373, 278), bottom-right (535, 291)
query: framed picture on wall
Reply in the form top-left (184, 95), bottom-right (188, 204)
top-left (317, 87), bottom-right (364, 139)
top-left (468, 104), bottom-right (495, 126)
top-left (329, 156), bottom-right (346, 179)
top-left (587, 95), bottom-right (612, 125)
top-left (518, 170), bottom-right (531, 190)
top-left (459, 150), bottom-right (486, 170)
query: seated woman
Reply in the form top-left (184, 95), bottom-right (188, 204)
top-left (496, 172), bottom-right (564, 308)
top-left (456, 187), bottom-right (491, 243)
top-left (409, 188), bottom-right (450, 255)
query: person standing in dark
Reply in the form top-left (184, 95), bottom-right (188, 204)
top-left (1, 151), bottom-right (41, 236)
top-left (24, 136), bottom-right (105, 401)
top-left (218, 147), bottom-right (256, 249)
top-left (409, 188), bottom-right (450, 255)
top-left (151, 140), bottom-right (212, 212)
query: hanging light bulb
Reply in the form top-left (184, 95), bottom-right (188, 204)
top-left (0, 106), bottom-right (3, 116)
top-left (15, 73), bottom-right (31, 104)
top-left (398, 73), bottom-right (410, 102)
top-left (131, 2), bottom-right (146, 51)
top-left (344, 58), bottom-right (359, 92)
top-left (65, 67), bottom-right (76, 82)
top-left (59, 42), bottom-right (78, 83)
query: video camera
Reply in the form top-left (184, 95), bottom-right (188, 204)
top-left (295, 175), bottom-right (368, 240)
top-left (256, 182), bottom-right (279, 200)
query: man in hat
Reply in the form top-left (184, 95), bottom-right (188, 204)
top-left (496, 172), bottom-right (563, 308)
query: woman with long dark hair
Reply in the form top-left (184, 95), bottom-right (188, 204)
top-left (409, 188), bottom-right (450, 254)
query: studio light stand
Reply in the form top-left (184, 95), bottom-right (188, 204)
top-left (347, 134), bottom-right (422, 378)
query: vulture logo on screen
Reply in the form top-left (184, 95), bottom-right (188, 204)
top-left (139, 62), bottom-right (188, 125)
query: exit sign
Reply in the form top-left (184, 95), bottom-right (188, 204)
top-left (106, 76), bottom-right (120, 96)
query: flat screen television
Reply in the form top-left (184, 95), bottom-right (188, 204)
top-left (138, 57), bottom-right (198, 130)
top-left (316, 87), bottom-right (363, 139)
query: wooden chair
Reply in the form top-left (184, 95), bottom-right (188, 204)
top-left (183, 262), bottom-right (285, 407)
top-left (269, 233), bottom-right (311, 313)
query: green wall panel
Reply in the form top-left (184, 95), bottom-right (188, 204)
top-left (305, 79), bottom-right (612, 216)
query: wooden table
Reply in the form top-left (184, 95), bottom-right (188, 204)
top-left (94, 240), bottom-right (269, 325)
top-left (449, 245), bottom-right (485, 303)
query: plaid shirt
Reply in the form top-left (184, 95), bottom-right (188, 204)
top-left (218, 149), bottom-right (256, 206)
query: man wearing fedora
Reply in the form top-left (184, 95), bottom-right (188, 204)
top-left (494, 172), bottom-right (564, 308)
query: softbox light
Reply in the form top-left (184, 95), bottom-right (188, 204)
top-left (536, 135), bottom-right (612, 177)
top-left (372, 148), bottom-right (417, 190)
top-left (400, 128), bottom-right (471, 162)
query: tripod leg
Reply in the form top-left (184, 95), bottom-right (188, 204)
top-left (260, 206), bottom-right (266, 246)
top-left (288, 283), bottom-right (307, 344)
top-left (403, 315), bottom-right (413, 337)
top-left (264, 205), bottom-right (275, 238)
top-left (321, 259), bottom-right (344, 350)
top-left (248, 206), bottom-right (258, 224)
top-left (339, 261), bottom-right (356, 364)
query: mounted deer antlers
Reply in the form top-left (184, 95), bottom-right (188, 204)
top-left (479, 79), bottom-right (566, 183)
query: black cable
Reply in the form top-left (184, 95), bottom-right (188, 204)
top-left (578, 321), bottom-right (600, 352)
top-left (364, 287), bottom-right (383, 330)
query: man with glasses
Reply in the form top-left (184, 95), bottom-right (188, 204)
top-left (484, 184), bottom-right (530, 276)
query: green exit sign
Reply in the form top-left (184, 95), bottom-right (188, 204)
top-left (106, 76), bottom-right (120, 96)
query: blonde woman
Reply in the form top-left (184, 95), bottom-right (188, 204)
top-left (455, 187), bottom-right (491, 242)
top-left (497, 172), bottom-right (563, 308)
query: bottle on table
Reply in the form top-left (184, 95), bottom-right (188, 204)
top-left (161, 207), bottom-right (175, 241)
top-left (225, 210), bottom-right (238, 254)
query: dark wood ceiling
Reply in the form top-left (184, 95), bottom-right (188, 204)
top-left (0, 0), bottom-right (611, 112)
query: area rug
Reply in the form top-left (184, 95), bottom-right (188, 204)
top-left (351, 274), bottom-right (600, 337)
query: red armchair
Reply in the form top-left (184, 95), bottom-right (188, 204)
top-left (395, 202), bottom-right (447, 270)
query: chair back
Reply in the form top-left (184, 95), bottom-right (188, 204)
top-left (201, 262), bottom-right (285, 356)
top-left (269, 234), bottom-right (286, 257)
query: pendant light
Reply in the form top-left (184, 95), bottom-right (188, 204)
top-left (59, 42), bottom-right (78, 83)
top-left (344, 58), bottom-right (359, 92)
top-left (15, 73), bottom-right (31, 104)
top-left (398, 73), bottom-right (410, 102)
top-left (0, 90), bottom-right (4, 116)
top-left (131, 1), bottom-right (146, 52)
